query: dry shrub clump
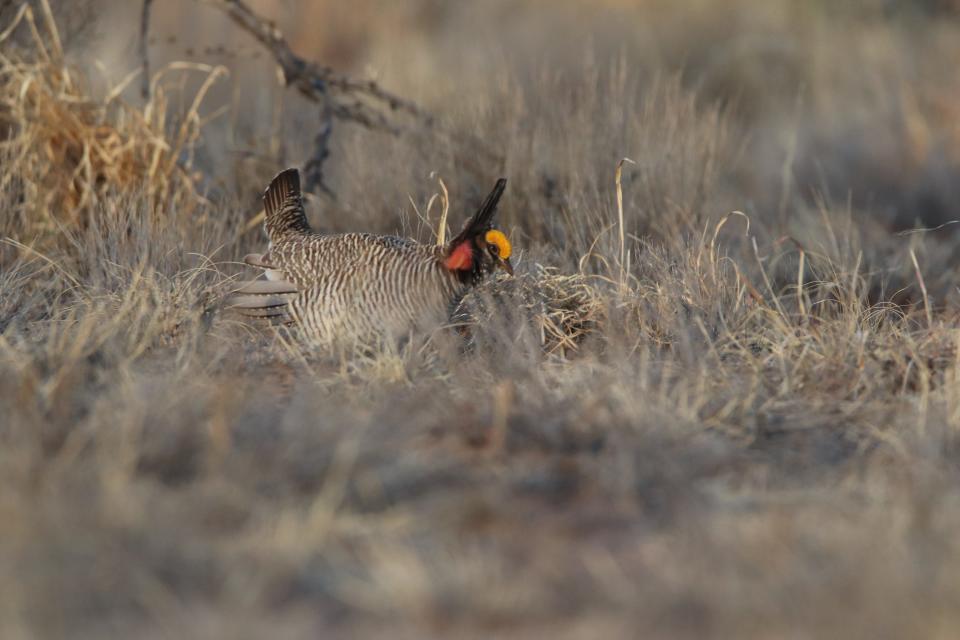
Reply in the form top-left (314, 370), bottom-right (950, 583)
top-left (455, 265), bottom-right (607, 357)
top-left (0, 1), bottom-right (219, 247)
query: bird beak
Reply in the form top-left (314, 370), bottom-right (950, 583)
top-left (499, 257), bottom-right (514, 276)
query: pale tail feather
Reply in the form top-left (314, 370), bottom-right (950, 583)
top-left (244, 253), bottom-right (276, 269)
top-left (226, 279), bottom-right (298, 325)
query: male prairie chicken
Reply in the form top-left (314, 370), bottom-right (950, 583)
top-left (229, 168), bottom-right (513, 344)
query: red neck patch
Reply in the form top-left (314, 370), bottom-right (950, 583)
top-left (443, 241), bottom-right (473, 271)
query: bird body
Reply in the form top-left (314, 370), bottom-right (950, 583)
top-left (229, 169), bottom-right (512, 345)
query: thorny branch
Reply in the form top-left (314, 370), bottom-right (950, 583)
top-left (142, 0), bottom-right (501, 194)
top-left (203, 0), bottom-right (432, 127)
top-left (202, 0), bottom-right (443, 195)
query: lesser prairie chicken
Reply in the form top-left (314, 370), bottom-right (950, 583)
top-left (229, 168), bottom-right (513, 344)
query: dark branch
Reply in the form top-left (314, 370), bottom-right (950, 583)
top-left (200, 0), bottom-right (503, 186)
top-left (303, 103), bottom-right (335, 197)
top-left (202, 0), bottom-right (433, 134)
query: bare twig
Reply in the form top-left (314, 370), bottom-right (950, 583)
top-left (38, 0), bottom-right (61, 60)
top-left (910, 249), bottom-right (933, 330)
top-left (139, 0), bottom-right (153, 99)
top-left (436, 176), bottom-right (449, 245)
top-left (797, 248), bottom-right (806, 318)
top-left (897, 220), bottom-right (959, 236)
top-left (615, 157), bottom-right (635, 291)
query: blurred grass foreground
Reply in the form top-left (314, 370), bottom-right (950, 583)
top-left (4, 0), bottom-right (960, 638)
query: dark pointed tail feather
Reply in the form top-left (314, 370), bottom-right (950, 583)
top-left (263, 168), bottom-right (311, 241)
top-left (449, 178), bottom-right (507, 247)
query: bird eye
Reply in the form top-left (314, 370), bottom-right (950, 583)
top-left (489, 243), bottom-right (500, 256)
top-left (484, 229), bottom-right (512, 259)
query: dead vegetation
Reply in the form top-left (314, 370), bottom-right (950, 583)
top-left (4, 1), bottom-right (960, 639)
top-left (0, 1), bottom-right (217, 247)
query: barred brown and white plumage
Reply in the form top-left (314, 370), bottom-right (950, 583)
top-left (228, 168), bottom-right (513, 345)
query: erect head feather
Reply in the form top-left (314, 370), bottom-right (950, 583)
top-left (449, 178), bottom-right (507, 247)
top-left (443, 178), bottom-right (513, 277)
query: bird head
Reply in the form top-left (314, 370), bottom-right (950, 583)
top-left (443, 178), bottom-right (513, 279)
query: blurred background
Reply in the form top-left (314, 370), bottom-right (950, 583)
top-left (7, 2), bottom-right (960, 638)
top-left (40, 0), bottom-right (960, 240)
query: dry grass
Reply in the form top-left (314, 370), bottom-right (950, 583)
top-left (0, 0), bottom-right (218, 249)
top-left (5, 2), bottom-right (960, 639)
